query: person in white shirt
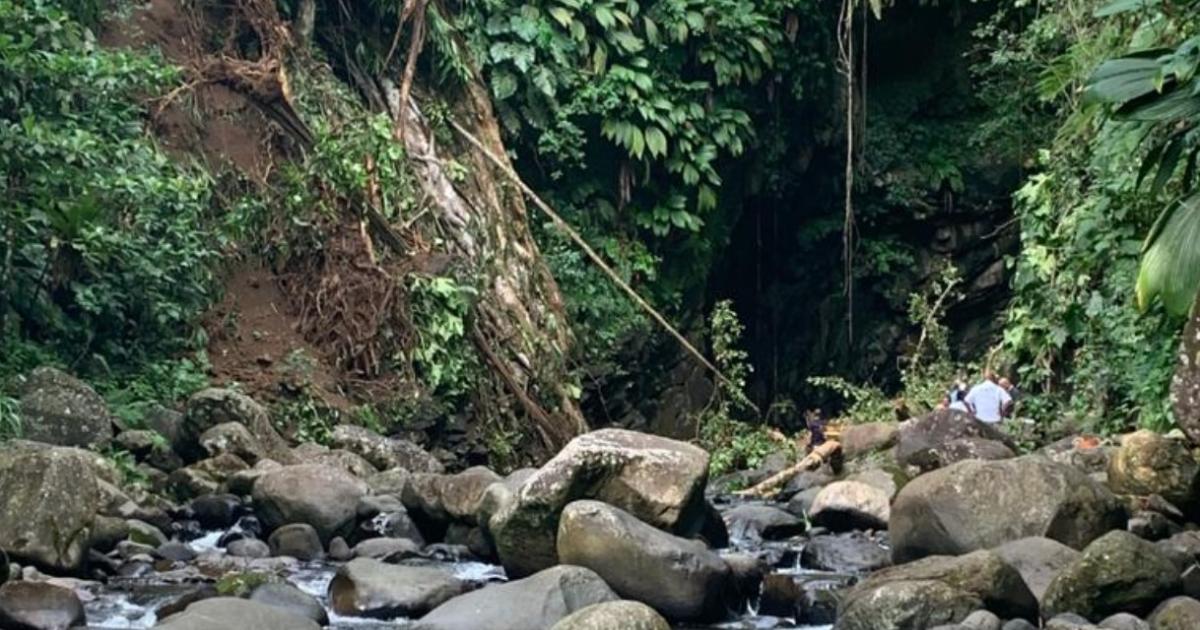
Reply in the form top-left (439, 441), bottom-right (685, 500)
top-left (965, 370), bottom-right (1012, 424)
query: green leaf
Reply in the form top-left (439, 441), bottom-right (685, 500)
top-left (594, 5), bottom-right (616, 29)
top-left (1086, 55), bottom-right (1168, 104)
top-left (1094, 0), bottom-right (1160, 17)
top-left (1117, 85), bottom-right (1200, 121)
top-left (491, 70), bottom-right (519, 100)
top-left (629, 125), bottom-right (645, 158)
top-left (1138, 193), bottom-right (1200, 315)
top-left (645, 126), bottom-right (667, 157)
top-left (1151, 135), bottom-right (1185, 197)
top-left (612, 30), bottom-right (644, 53)
top-left (548, 7), bottom-right (574, 27)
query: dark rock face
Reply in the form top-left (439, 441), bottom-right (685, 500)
top-left (802, 533), bottom-right (892, 573)
top-left (556, 500), bottom-right (731, 621)
top-left (155, 597), bottom-right (320, 630)
top-left (0, 581), bottom-right (86, 630)
top-left (413, 565), bottom-right (619, 630)
top-left (180, 389), bottom-right (295, 464)
top-left (488, 429), bottom-right (710, 577)
top-left (723, 504), bottom-right (806, 542)
top-left (17, 366), bottom-right (114, 448)
top-left (894, 410), bottom-right (1017, 472)
top-left (0, 444), bottom-right (107, 571)
top-left (1043, 530), bottom-right (1181, 621)
top-left (890, 455), bottom-right (1127, 563)
top-left (329, 558), bottom-right (466, 619)
top-left (252, 464), bottom-right (368, 543)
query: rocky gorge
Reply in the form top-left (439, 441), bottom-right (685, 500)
top-left (3, 368), bottom-right (1200, 630)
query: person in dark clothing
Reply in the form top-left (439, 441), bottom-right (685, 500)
top-left (805, 409), bottom-right (826, 451)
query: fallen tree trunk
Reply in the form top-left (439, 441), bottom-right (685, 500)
top-left (735, 440), bottom-right (842, 498)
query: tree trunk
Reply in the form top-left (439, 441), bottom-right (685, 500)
top-left (378, 77), bottom-right (587, 456)
top-left (1172, 293), bottom-right (1200, 445)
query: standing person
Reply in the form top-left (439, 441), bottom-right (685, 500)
top-left (964, 370), bottom-right (1012, 424)
top-left (805, 409), bottom-right (827, 452)
top-left (998, 377), bottom-right (1018, 418)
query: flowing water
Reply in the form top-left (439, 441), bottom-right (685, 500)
top-left (83, 513), bottom-right (845, 630)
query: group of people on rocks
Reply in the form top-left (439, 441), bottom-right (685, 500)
top-left (942, 369), bottom-right (1017, 424)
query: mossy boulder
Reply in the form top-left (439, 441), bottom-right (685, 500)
top-left (1043, 530), bottom-right (1181, 621)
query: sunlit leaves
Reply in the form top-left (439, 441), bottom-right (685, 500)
top-left (1138, 194), bottom-right (1200, 315)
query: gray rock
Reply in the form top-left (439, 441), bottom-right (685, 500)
top-left (0, 444), bottom-right (107, 571)
top-left (249, 582), bottom-right (329, 626)
top-left (1043, 530), bottom-right (1181, 621)
top-left (809, 480), bottom-right (890, 531)
top-left (894, 409), bottom-right (1017, 472)
top-left (311, 449), bottom-right (378, 478)
top-left (226, 539), bottom-right (269, 559)
top-left (488, 429), bottom-right (710, 577)
top-left (169, 454), bottom-right (249, 500)
top-left (403, 467), bottom-right (502, 526)
top-left (253, 464), bottom-right (368, 542)
top-left (993, 536), bottom-right (1081, 604)
top-left (268, 523), bottom-right (324, 561)
top-left (549, 600), bottom-right (670, 630)
top-left (155, 596), bottom-right (320, 629)
top-left (180, 389), bottom-right (295, 464)
top-left (1148, 596), bottom-right (1200, 629)
top-left (329, 425), bottom-right (442, 473)
top-left (199, 422), bottom-right (270, 465)
top-left (328, 558), bottom-right (466, 618)
top-left (1045, 613), bottom-right (1099, 629)
top-left (1002, 621), bottom-right (1038, 630)
top-left (1097, 612), bottom-right (1149, 630)
top-left (190, 494), bottom-right (241, 530)
top-left (17, 366), bottom-right (113, 448)
top-left (785, 486), bottom-right (822, 517)
top-left (328, 537), bottom-right (353, 562)
top-left (891, 455), bottom-right (1127, 563)
top-left (351, 537), bottom-right (420, 560)
top-left (961, 610), bottom-right (1002, 630)
top-left (414, 565), bottom-right (619, 630)
top-left (722, 504), bottom-right (806, 542)
top-left (0, 581), bottom-right (86, 630)
top-left (847, 468), bottom-right (899, 499)
top-left (802, 533), bottom-right (891, 573)
top-left (836, 550), bottom-right (1038, 629)
top-left (841, 422), bottom-right (900, 459)
top-left (557, 500), bottom-right (731, 621)
top-left (156, 541), bottom-right (196, 563)
top-left (366, 468), bottom-right (412, 496)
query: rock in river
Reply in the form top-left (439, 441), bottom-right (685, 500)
top-left (1042, 530), bottom-right (1181, 621)
top-left (155, 597), bottom-right (320, 630)
top-left (890, 455), bottom-right (1126, 563)
top-left (487, 429), bottom-right (710, 577)
top-left (0, 581), bottom-right (86, 630)
top-left (252, 464), bottom-right (368, 543)
top-left (415, 565), bottom-right (618, 630)
top-left (329, 558), bottom-right (466, 619)
top-left (549, 600), bottom-right (671, 630)
top-left (557, 500), bottom-right (731, 621)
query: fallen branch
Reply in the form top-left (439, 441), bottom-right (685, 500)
top-left (734, 440), bottom-right (842, 498)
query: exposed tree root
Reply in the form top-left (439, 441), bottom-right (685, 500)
top-left (734, 441), bottom-right (843, 498)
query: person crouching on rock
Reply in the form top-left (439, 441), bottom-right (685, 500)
top-left (964, 369), bottom-right (1012, 424)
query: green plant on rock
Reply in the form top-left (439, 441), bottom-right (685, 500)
top-left (0, 395), bottom-right (21, 442)
top-left (408, 275), bottom-right (479, 404)
top-left (102, 447), bottom-right (148, 489)
top-left (277, 397), bottom-right (340, 446)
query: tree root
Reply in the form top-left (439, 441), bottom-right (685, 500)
top-left (734, 441), bottom-right (843, 498)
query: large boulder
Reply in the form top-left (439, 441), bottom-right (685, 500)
top-left (199, 422), bottom-right (270, 465)
top-left (414, 565), bottom-right (619, 630)
top-left (810, 480), bottom-right (890, 531)
top-left (549, 600), bottom-right (671, 630)
top-left (328, 558), bottom-right (466, 619)
top-left (836, 550), bottom-right (1038, 629)
top-left (890, 455), bottom-right (1127, 563)
top-left (248, 582), bottom-right (329, 626)
top-left (329, 425), bottom-right (442, 473)
top-left (16, 366), bottom-right (113, 448)
top-left (0, 581), bottom-right (86, 630)
top-left (181, 389), bottom-right (295, 464)
top-left (1107, 430), bottom-right (1199, 512)
top-left (0, 444), bottom-right (108, 571)
top-left (1043, 530), bottom-right (1181, 621)
top-left (992, 537), bottom-right (1081, 604)
top-left (155, 597), bottom-right (320, 630)
top-left (557, 501), bottom-right (731, 621)
top-left (894, 410), bottom-right (1017, 472)
top-left (842, 422), bottom-right (900, 459)
top-left (488, 429), bottom-right (710, 577)
top-left (252, 464), bottom-right (368, 542)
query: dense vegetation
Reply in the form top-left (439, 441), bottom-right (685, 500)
top-left (2, 0), bottom-right (1199, 461)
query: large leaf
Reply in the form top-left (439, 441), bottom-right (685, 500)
top-left (1138, 193), bottom-right (1200, 315)
top-left (1086, 55), bottom-right (1170, 104)
top-left (1117, 83), bottom-right (1200, 121)
top-left (1093, 0), bottom-right (1161, 17)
